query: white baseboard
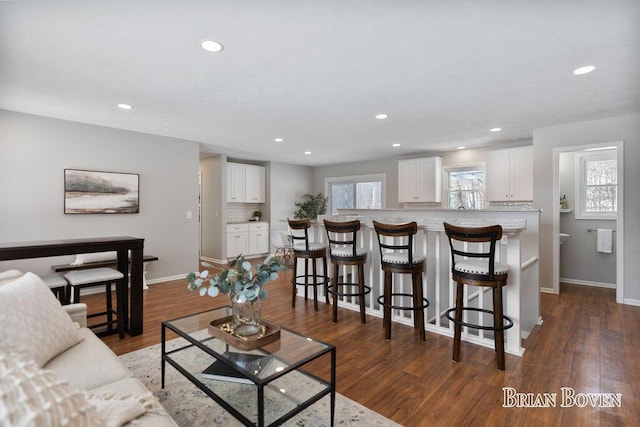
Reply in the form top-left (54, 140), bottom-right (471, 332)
top-left (200, 256), bottom-right (228, 265)
top-left (200, 254), bottom-right (267, 265)
top-left (560, 278), bottom-right (616, 289)
top-left (623, 298), bottom-right (640, 306)
top-left (146, 274), bottom-right (187, 285)
top-left (540, 287), bottom-right (555, 294)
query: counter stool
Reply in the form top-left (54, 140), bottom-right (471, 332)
top-left (373, 221), bottom-right (428, 341)
top-left (64, 267), bottom-right (125, 338)
top-left (288, 218), bottom-right (329, 311)
top-left (443, 222), bottom-right (514, 371)
top-left (40, 274), bottom-right (68, 304)
top-left (324, 219), bottom-right (371, 323)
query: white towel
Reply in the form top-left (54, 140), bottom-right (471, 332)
top-left (596, 229), bottom-right (613, 253)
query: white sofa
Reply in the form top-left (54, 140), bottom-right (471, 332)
top-left (0, 270), bottom-right (177, 427)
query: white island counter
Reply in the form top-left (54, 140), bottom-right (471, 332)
top-left (308, 209), bottom-right (540, 356)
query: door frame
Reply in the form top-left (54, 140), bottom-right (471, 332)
top-left (552, 141), bottom-right (624, 303)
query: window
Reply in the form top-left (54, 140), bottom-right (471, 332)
top-left (575, 149), bottom-right (617, 219)
top-left (446, 166), bottom-right (485, 209)
top-left (326, 174), bottom-right (385, 215)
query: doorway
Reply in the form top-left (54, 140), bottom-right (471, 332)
top-left (552, 141), bottom-right (624, 303)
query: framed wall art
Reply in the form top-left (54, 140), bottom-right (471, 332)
top-left (64, 169), bottom-right (139, 214)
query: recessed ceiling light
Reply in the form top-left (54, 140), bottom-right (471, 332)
top-left (375, 113), bottom-right (388, 120)
top-left (117, 103), bottom-right (132, 110)
top-left (304, 151), bottom-right (311, 155)
top-left (457, 146), bottom-right (466, 150)
top-left (274, 138), bottom-right (284, 142)
top-left (490, 127), bottom-right (502, 132)
top-left (201, 40), bottom-right (224, 52)
top-left (392, 143), bottom-right (401, 147)
top-left (573, 65), bottom-right (596, 75)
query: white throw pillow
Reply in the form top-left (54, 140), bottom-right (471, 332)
top-left (0, 273), bottom-right (82, 367)
top-left (0, 352), bottom-right (105, 426)
top-left (0, 269), bottom-right (23, 286)
top-left (71, 252), bottom-right (118, 265)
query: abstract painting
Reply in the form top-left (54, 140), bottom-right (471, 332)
top-left (64, 169), bottom-right (139, 214)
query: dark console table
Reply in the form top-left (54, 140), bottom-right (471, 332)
top-left (0, 236), bottom-right (145, 336)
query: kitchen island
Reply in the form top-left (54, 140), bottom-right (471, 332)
top-left (309, 209), bottom-right (540, 356)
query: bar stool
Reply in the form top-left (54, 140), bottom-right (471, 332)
top-left (64, 267), bottom-right (125, 338)
top-left (288, 218), bottom-right (330, 311)
top-left (443, 222), bottom-right (514, 370)
top-left (40, 274), bottom-right (68, 304)
top-left (324, 219), bottom-right (371, 323)
top-left (373, 221), bottom-right (428, 341)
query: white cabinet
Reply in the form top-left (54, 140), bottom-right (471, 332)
top-left (227, 163), bottom-right (266, 203)
top-left (398, 156), bottom-right (442, 203)
top-left (245, 164), bottom-right (266, 203)
top-left (227, 163), bottom-right (246, 203)
top-left (227, 222), bottom-right (269, 258)
top-left (248, 222), bottom-right (269, 254)
top-left (486, 146), bottom-right (533, 201)
top-left (227, 223), bottom-right (249, 258)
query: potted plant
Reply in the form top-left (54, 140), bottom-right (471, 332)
top-left (294, 193), bottom-right (327, 219)
top-left (186, 255), bottom-right (285, 336)
top-left (252, 210), bottom-right (263, 221)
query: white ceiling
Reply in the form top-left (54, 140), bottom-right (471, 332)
top-left (1, 1), bottom-right (639, 166)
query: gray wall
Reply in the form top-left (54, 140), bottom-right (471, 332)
top-left (199, 154), bottom-right (226, 260)
top-left (268, 161), bottom-right (314, 232)
top-left (0, 110), bottom-right (200, 281)
top-left (533, 113), bottom-right (640, 301)
top-left (559, 152), bottom-right (616, 285)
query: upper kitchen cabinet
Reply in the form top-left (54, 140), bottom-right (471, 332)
top-left (398, 156), bottom-right (442, 203)
top-left (486, 146), bottom-right (533, 201)
top-left (227, 163), bottom-right (266, 203)
top-left (245, 164), bottom-right (266, 203)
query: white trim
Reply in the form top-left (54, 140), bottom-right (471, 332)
top-left (623, 298), bottom-right (640, 307)
top-left (200, 256), bottom-right (229, 264)
top-left (560, 278), bottom-right (616, 289)
top-left (146, 274), bottom-right (187, 285)
top-left (552, 141), bottom-right (624, 303)
top-left (540, 287), bottom-right (555, 294)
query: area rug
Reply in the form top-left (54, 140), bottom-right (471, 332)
top-left (119, 336), bottom-right (402, 427)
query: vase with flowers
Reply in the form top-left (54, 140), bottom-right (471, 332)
top-left (186, 255), bottom-right (284, 337)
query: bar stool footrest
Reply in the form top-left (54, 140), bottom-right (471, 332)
top-left (377, 293), bottom-right (429, 311)
top-left (327, 283), bottom-right (371, 298)
top-left (293, 274), bottom-right (330, 287)
top-left (444, 307), bottom-right (514, 331)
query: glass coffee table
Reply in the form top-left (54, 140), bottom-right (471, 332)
top-left (161, 306), bottom-right (336, 426)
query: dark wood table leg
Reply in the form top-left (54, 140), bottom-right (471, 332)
top-left (117, 250), bottom-right (129, 337)
top-left (130, 247), bottom-right (144, 336)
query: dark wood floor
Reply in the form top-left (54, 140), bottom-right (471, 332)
top-left (86, 267), bottom-right (640, 426)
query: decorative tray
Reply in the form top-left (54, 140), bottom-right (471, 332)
top-left (208, 316), bottom-right (281, 351)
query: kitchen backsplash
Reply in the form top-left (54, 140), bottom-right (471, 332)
top-left (489, 201), bottom-right (534, 210)
top-left (227, 203), bottom-right (262, 222)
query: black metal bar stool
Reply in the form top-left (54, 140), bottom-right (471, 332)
top-left (288, 218), bottom-right (330, 311)
top-left (64, 267), bottom-right (125, 338)
top-left (324, 219), bottom-right (371, 323)
top-left (443, 222), bottom-right (514, 370)
top-left (373, 221), bottom-right (428, 341)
